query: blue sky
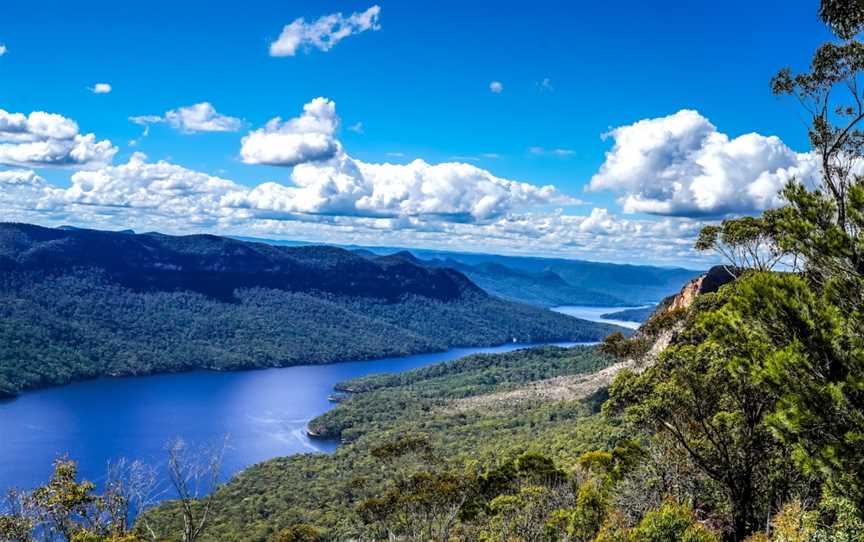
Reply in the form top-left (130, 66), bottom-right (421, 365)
top-left (0, 1), bottom-right (831, 266)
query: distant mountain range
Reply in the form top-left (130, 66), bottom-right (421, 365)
top-left (0, 223), bottom-right (620, 397)
top-left (238, 237), bottom-right (702, 307)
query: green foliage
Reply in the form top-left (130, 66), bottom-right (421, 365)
top-left (629, 501), bottom-right (720, 542)
top-left (141, 345), bottom-right (624, 540)
top-left (0, 460), bottom-right (146, 542)
top-left (274, 524), bottom-right (322, 542)
top-left (0, 270), bottom-right (614, 398)
top-left (598, 331), bottom-right (651, 360)
top-left (569, 480), bottom-right (608, 541)
top-left (819, 0), bottom-right (864, 38)
top-left (695, 213), bottom-right (785, 272)
top-left (310, 345), bottom-right (614, 442)
top-left (691, 271), bottom-right (864, 509)
top-left (607, 277), bottom-right (795, 540)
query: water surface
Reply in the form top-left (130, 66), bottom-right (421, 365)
top-left (0, 342), bottom-right (579, 492)
top-left (0, 304), bottom-right (636, 493)
top-left (552, 305), bottom-right (650, 330)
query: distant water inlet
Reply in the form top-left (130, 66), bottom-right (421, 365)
top-left (0, 342), bottom-right (589, 495)
top-left (552, 305), bottom-right (650, 330)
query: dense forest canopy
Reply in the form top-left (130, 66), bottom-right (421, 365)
top-left (0, 223), bottom-right (619, 397)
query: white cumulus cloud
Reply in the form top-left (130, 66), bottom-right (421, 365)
top-left (64, 153), bottom-right (238, 217)
top-left (490, 81), bottom-right (503, 94)
top-left (270, 5), bottom-right (381, 57)
top-left (0, 108), bottom-right (116, 169)
top-left (588, 109), bottom-right (819, 217)
top-left (91, 83), bottom-right (112, 94)
top-left (0, 155), bottom-right (708, 265)
top-left (0, 169), bottom-right (44, 186)
top-left (128, 103), bottom-right (242, 134)
top-left (240, 97), bottom-right (341, 166)
top-left (228, 153), bottom-right (573, 221)
top-left (0, 44), bottom-right (6, 57)
top-left (165, 102), bottom-right (243, 133)
top-left (236, 97), bottom-right (574, 221)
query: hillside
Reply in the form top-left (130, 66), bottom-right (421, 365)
top-left (407, 250), bottom-right (701, 305)
top-left (0, 223), bottom-right (619, 397)
top-left (239, 237), bottom-right (702, 306)
top-left (423, 258), bottom-right (627, 307)
top-left (144, 345), bottom-right (623, 541)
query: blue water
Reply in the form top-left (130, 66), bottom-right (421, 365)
top-left (552, 305), bottom-right (651, 330)
top-left (0, 342), bottom-right (583, 493)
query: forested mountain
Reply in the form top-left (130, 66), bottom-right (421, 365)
top-left (417, 257), bottom-right (628, 307)
top-left (0, 223), bottom-right (619, 397)
top-left (144, 345), bottom-right (624, 541)
top-left (406, 250), bottom-right (700, 305)
top-left (239, 237), bottom-right (702, 306)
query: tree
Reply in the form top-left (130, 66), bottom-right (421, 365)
top-left (606, 280), bottom-right (789, 541)
top-left (275, 523), bottom-right (322, 542)
top-left (770, 15), bottom-right (864, 285)
top-left (819, 0), bottom-right (864, 40)
top-left (629, 501), bottom-right (720, 542)
top-left (695, 214), bottom-right (785, 275)
top-left (0, 459), bottom-right (153, 542)
top-left (359, 470), bottom-right (474, 541)
top-left (164, 438), bottom-right (226, 542)
top-left (764, 0), bottom-right (864, 513)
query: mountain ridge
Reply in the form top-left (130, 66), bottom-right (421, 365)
top-left (0, 223), bottom-right (621, 398)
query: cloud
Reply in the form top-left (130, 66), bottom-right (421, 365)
top-left (91, 83), bottom-right (112, 94)
top-left (0, 150), bottom-right (571, 225)
top-left (0, 169), bottom-right (45, 186)
top-left (588, 109), bottom-right (819, 217)
top-left (270, 5), bottom-right (381, 57)
top-left (348, 121), bottom-right (364, 134)
top-left (0, 108), bottom-right (117, 169)
top-left (232, 154), bottom-right (574, 221)
top-left (539, 78), bottom-right (553, 92)
top-left (63, 153), bottom-right (237, 218)
top-left (128, 103), bottom-right (242, 134)
top-left (0, 99), bottom-right (719, 265)
top-left (240, 97), bottom-right (340, 166)
top-left (129, 115), bottom-right (162, 126)
top-left (236, 97), bottom-right (575, 220)
top-left (529, 147), bottom-right (575, 157)
top-left (0, 96), bottom-right (578, 232)
top-left (0, 44), bottom-right (6, 57)
top-left (165, 102), bottom-right (243, 133)
top-left (489, 81), bottom-right (503, 94)
top-left (0, 155), bottom-right (708, 265)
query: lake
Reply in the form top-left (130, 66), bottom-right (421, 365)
top-left (0, 305), bottom-right (630, 494)
top-left (552, 305), bottom-right (649, 330)
top-left (0, 343), bottom-right (581, 493)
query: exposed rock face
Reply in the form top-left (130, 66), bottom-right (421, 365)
top-left (668, 275), bottom-right (703, 312)
top-left (643, 265), bottom-right (737, 328)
